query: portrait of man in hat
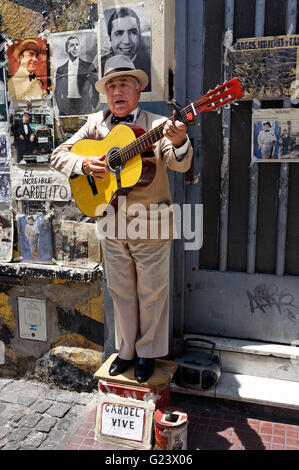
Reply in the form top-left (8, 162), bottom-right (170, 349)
top-left (51, 54), bottom-right (193, 384)
top-left (257, 121), bottom-right (277, 159)
top-left (7, 38), bottom-right (48, 101)
top-left (12, 111), bottom-right (36, 163)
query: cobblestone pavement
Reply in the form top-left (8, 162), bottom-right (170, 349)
top-left (0, 377), bottom-right (97, 450)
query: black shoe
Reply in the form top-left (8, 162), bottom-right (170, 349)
top-left (109, 356), bottom-right (134, 376)
top-left (134, 358), bottom-right (155, 383)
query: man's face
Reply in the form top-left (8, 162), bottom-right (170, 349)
top-left (105, 75), bottom-right (141, 117)
top-left (110, 16), bottom-right (140, 59)
top-left (67, 38), bottom-right (80, 60)
top-left (22, 114), bottom-right (29, 123)
top-left (264, 124), bottom-right (270, 131)
top-left (19, 49), bottom-right (38, 73)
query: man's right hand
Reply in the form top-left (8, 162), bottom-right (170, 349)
top-left (19, 135), bottom-right (24, 140)
top-left (82, 156), bottom-right (107, 180)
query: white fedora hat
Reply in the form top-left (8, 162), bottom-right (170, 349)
top-left (95, 55), bottom-right (148, 94)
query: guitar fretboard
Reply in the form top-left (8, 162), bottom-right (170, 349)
top-left (117, 105), bottom-right (193, 164)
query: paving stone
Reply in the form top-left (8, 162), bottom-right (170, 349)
top-left (17, 396), bottom-right (37, 407)
top-left (41, 429), bottom-right (66, 447)
top-left (18, 413), bottom-right (42, 428)
top-left (36, 416), bottom-right (57, 433)
top-left (73, 393), bottom-right (93, 405)
top-left (47, 403), bottom-right (71, 418)
top-left (0, 378), bottom-right (14, 391)
top-left (30, 400), bottom-right (53, 414)
top-left (56, 416), bottom-right (74, 431)
top-left (2, 442), bottom-right (21, 450)
top-left (0, 406), bottom-right (25, 425)
top-left (22, 431), bottom-right (47, 448)
top-left (7, 427), bottom-right (31, 442)
top-left (11, 410), bottom-right (27, 424)
top-left (4, 380), bottom-right (47, 396)
top-left (0, 426), bottom-right (12, 440)
top-left (0, 392), bottom-right (20, 404)
top-left (54, 391), bottom-right (76, 404)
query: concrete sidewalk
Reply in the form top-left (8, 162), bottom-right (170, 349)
top-left (1, 376), bottom-right (299, 450)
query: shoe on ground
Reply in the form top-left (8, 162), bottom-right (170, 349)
top-left (134, 357), bottom-right (155, 383)
top-left (108, 356), bottom-right (135, 376)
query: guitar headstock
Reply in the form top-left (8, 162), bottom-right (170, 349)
top-left (193, 78), bottom-right (244, 114)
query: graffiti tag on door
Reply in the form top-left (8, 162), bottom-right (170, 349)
top-left (246, 283), bottom-right (299, 321)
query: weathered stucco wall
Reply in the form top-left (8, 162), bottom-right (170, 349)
top-left (0, 0), bottom-right (104, 390)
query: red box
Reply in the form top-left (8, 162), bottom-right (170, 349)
top-left (98, 379), bottom-right (170, 410)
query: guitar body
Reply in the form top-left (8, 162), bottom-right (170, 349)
top-left (70, 124), bottom-right (154, 217)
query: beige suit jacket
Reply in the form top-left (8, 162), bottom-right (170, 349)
top-left (51, 108), bottom-right (193, 242)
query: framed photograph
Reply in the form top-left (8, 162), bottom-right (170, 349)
top-left (252, 109), bottom-right (299, 162)
top-left (17, 213), bottom-right (54, 263)
top-left (6, 38), bottom-right (50, 101)
top-left (49, 30), bottom-right (99, 116)
top-left (10, 105), bottom-right (54, 165)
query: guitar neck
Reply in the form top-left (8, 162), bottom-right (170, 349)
top-left (119, 105), bottom-right (192, 163)
top-left (118, 77), bottom-right (243, 163)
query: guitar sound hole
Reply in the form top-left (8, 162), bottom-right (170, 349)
top-left (107, 148), bottom-right (123, 172)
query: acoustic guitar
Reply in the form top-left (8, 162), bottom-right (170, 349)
top-left (69, 78), bottom-right (243, 217)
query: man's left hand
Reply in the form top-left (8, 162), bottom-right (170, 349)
top-left (163, 113), bottom-right (188, 148)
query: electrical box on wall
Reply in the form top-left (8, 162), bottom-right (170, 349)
top-left (18, 297), bottom-right (47, 342)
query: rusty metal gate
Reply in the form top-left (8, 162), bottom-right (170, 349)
top-left (173, 0), bottom-right (299, 345)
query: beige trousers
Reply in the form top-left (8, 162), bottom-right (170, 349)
top-left (101, 238), bottom-right (171, 360)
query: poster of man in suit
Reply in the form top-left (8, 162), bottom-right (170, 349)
top-left (10, 106), bottom-right (54, 164)
top-left (11, 111), bottom-right (36, 163)
top-left (50, 30), bottom-right (99, 116)
top-left (100, 4), bottom-right (151, 93)
top-left (252, 109), bottom-right (299, 162)
top-left (17, 214), bottom-right (54, 263)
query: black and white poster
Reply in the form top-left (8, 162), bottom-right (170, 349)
top-left (0, 67), bottom-right (8, 124)
top-left (100, 4), bottom-right (151, 92)
top-left (0, 206), bottom-right (13, 263)
top-left (56, 220), bottom-right (101, 268)
top-left (50, 30), bottom-right (99, 116)
top-left (10, 105), bottom-right (54, 164)
top-left (0, 132), bottom-right (11, 202)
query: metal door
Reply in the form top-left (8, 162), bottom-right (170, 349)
top-left (173, 0), bottom-right (299, 344)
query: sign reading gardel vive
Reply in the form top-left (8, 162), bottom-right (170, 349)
top-left (95, 393), bottom-right (155, 449)
top-left (101, 402), bottom-right (145, 441)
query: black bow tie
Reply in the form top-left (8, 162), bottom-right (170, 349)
top-left (29, 73), bottom-right (36, 81)
top-left (111, 114), bottom-right (134, 124)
